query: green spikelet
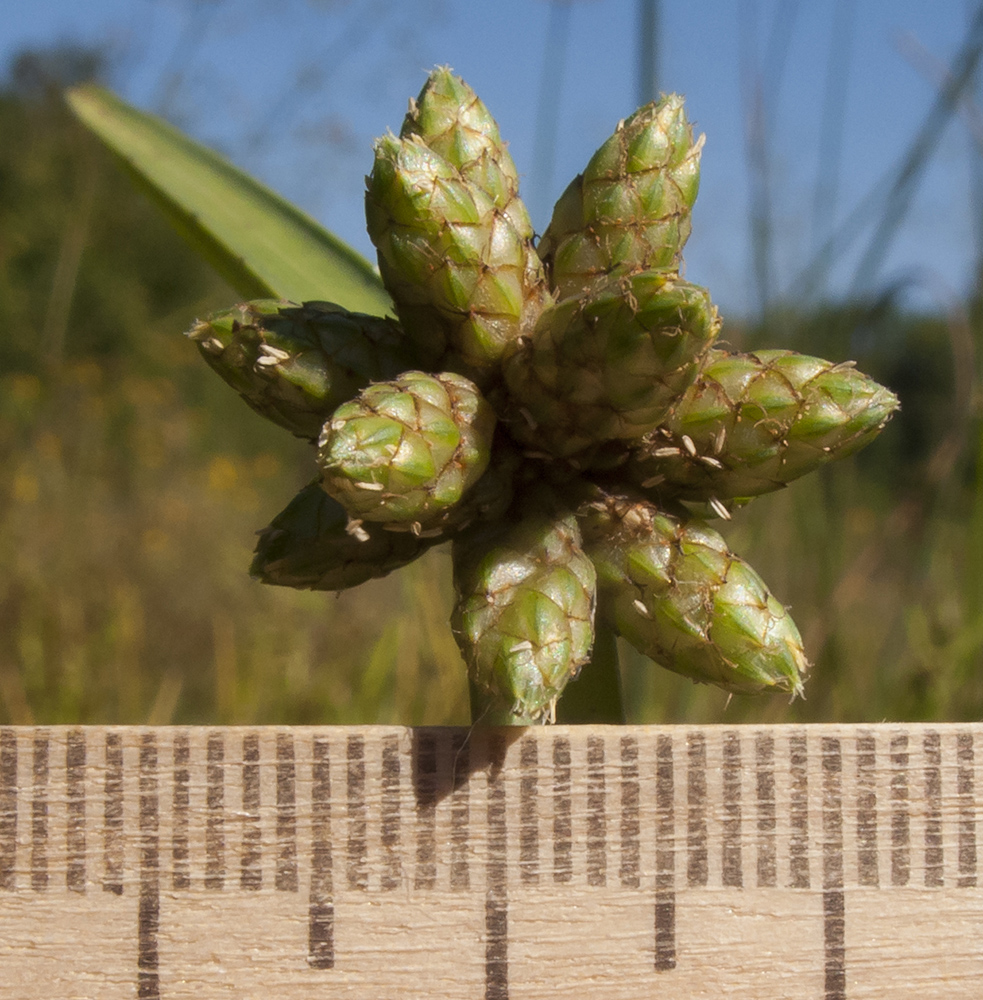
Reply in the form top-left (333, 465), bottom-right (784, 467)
top-left (538, 95), bottom-right (704, 300)
top-left (318, 370), bottom-right (498, 531)
top-left (401, 66), bottom-right (522, 218)
top-left (186, 300), bottom-right (416, 439)
top-left (452, 511), bottom-right (597, 725)
top-left (621, 349), bottom-right (901, 504)
top-left (365, 68), bottom-right (550, 386)
top-left (581, 495), bottom-right (807, 695)
top-left (504, 270), bottom-right (720, 457)
top-left (251, 481), bottom-right (441, 591)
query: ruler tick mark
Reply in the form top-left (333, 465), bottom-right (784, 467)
top-left (276, 733), bottom-right (298, 892)
top-left (789, 732), bottom-right (810, 889)
top-left (138, 733), bottom-right (160, 1000)
top-left (856, 733), bottom-right (878, 887)
top-left (31, 732), bottom-right (49, 893)
top-left (722, 732), bottom-right (743, 888)
top-left (0, 730), bottom-right (15, 891)
top-left (620, 736), bottom-right (640, 889)
top-left (755, 733), bottom-right (777, 888)
top-left (655, 734), bottom-right (676, 972)
top-left (485, 733), bottom-right (509, 1000)
top-left (890, 733), bottom-right (910, 886)
top-left (206, 733), bottom-right (225, 890)
top-left (171, 732), bottom-right (190, 890)
top-left (823, 891), bottom-right (846, 1000)
top-left (822, 738), bottom-right (845, 1000)
top-left (103, 732), bottom-right (124, 895)
top-left (240, 733), bottom-right (262, 890)
top-left (66, 729), bottom-right (86, 893)
top-left (519, 737), bottom-right (539, 885)
top-left (347, 734), bottom-right (367, 890)
top-left (587, 736), bottom-right (606, 887)
top-left (957, 732), bottom-right (977, 888)
top-left (686, 732), bottom-right (707, 887)
top-left (552, 737), bottom-right (572, 884)
top-left (413, 732), bottom-right (437, 890)
top-left (924, 732), bottom-right (943, 887)
top-left (381, 734), bottom-right (402, 891)
top-left (308, 736), bottom-right (334, 969)
top-left (822, 738), bottom-right (844, 889)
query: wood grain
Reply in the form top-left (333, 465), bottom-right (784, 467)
top-left (0, 724), bottom-right (980, 999)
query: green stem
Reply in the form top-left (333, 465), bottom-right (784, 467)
top-left (554, 623), bottom-right (625, 724)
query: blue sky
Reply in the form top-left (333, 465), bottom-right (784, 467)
top-left (4, 0), bottom-right (982, 318)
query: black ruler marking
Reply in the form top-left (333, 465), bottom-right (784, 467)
top-left (654, 734), bottom-right (676, 972)
top-left (789, 731), bottom-right (810, 889)
top-left (414, 731), bottom-right (438, 890)
top-left (519, 737), bottom-right (538, 885)
top-left (66, 729), bottom-right (86, 893)
top-left (240, 733), bottom-right (262, 890)
top-left (890, 733), bottom-right (910, 887)
top-left (380, 733), bottom-right (402, 891)
top-left (31, 732), bottom-right (49, 893)
top-left (308, 735), bottom-right (334, 969)
top-left (552, 736), bottom-right (572, 884)
top-left (276, 733), bottom-right (298, 892)
top-left (620, 735), bottom-right (640, 889)
top-left (722, 731), bottom-right (743, 888)
top-left (171, 732), bottom-right (190, 890)
top-left (856, 733), bottom-right (879, 887)
top-left (686, 731), bottom-right (708, 888)
top-left (485, 732), bottom-right (509, 1000)
top-left (103, 732), bottom-right (124, 895)
top-left (449, 732), bottom-right (470, 891)
top-left (138, 733), bottom-right (160, 1000)
top-left (756, 733), bottom-right (777, 889)
top-left (1, 726), bottom-right (982, 994)
top-left (0, 730), bottom-right (13, 891)
top-left (205, 733), bottom-right (225, 890)
top-left (346, 734), bottom-right (367, 891)
top-left (587, 736), bottom-right (606, 887)
top-left (822, 737), bottom-right (845, 1000)
top-left (957, 732), bottom-right (977, 888)
top-left (924, 731), bottom-right (944, 887)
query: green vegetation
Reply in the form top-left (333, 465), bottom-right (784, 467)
top-left (0, 58), bottom-right (980, 726)
top-left (0, 64), bottom-right (468, 725)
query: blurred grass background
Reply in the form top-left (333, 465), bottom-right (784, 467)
top-left (2, 38), bottom-right (983, 727)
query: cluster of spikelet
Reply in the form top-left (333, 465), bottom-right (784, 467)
top-left (187, 67), bottom-right (898, 724)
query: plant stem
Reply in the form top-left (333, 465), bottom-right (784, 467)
top-left (555, 623), bottom-right (625, 724)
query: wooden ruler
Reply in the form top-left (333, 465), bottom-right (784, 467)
top-left (0, 724), bottom-right (980, 998)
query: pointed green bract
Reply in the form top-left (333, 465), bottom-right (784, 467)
top-left (251, 481), bottom-right (440, 591)
top-left (366, 68), bottom-right (550, 387)
top-left (318, 370), bottom-right (497, 531)
top-left (401, 66), bottom-right (524, 220)
top-left (538, 95), bottom-right (704, 300)
top-left (403, 70), bottom-right (545, 300)
top-left (187, 300), bottom-right (417, 439)
top-left (581, 495), bottom-right (807, 695)
top-left (504, 270), bottom-right (720, 456)
top-left (452, 512), bottom-right (596, 724)
top-left (621, 349), bottom-right (901, 503)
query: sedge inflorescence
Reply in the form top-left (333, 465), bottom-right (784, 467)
top-left (187, 67), bottom-right (898, 725)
